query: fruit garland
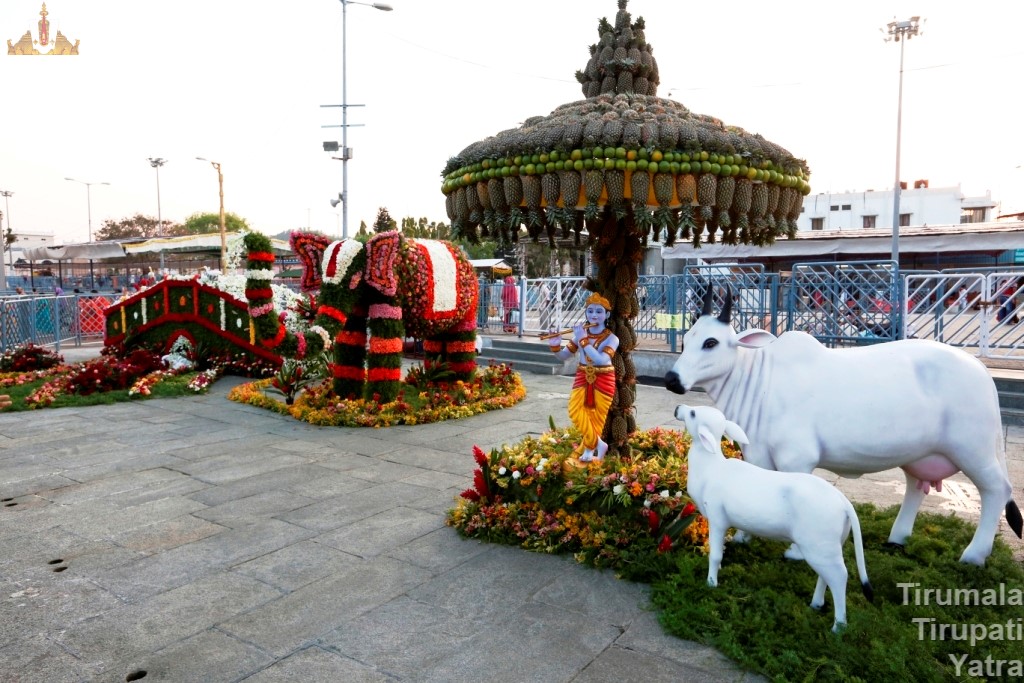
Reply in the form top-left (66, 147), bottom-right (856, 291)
top-left (439, 0), bottom-right (810, 249)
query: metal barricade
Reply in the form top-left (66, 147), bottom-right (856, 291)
top-left (902, 273), bottom-right (984, 351)
top-left (668, 265), bottom-right (776, 353)
top-left (521, 277), bottom-right (588, 337)
top-left (1, 297), bottom-right (36, 351)
top-left (635, 274), bottom-right (672, 345)
top-left (985, 273), bottom-right (1024, 359)
top-left (0, 294), bottom-right (99, 353)
top-left (788, 261), bottom-right (899, 347)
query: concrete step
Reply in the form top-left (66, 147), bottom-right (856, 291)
top-left (994, 376), bottom-right (1024, 393)
top-left (478, 337), bottom-right (566, 375)
top-left (477, 354), bottom-right (564, 375)
top-left (1001, 407), bottom-right (1024, 427)
top-left (994, 376), bottom-right (1024, 424)
top-left (483, 344), bottom-right (560, 365)
top-left (998, 390), bottom-right (1024, 412)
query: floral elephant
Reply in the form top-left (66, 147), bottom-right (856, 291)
top-left (243, 230), bottom-right (479, 403)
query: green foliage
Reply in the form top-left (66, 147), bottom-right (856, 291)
top-left (266, 355), bottom-right (327, 404)
top-left (405, 361), bottom-right (457, 385)
top-left (650, 504), bottom-right (1024, 683)
top-left (94, 213), bottom-right (186, 241)
top-left (373, 207), bottom-right (397, 234)
top-left (182, 211), bottom-right (249, 235)
top-left (457, 239), bottom-right (499, 261)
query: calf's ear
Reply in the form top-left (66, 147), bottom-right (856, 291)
top-left (697, 424), bottom-right (720, 453)
top-left (723, 420), bottom-right (749, 445)
top-left (735, 329), bottom-right (777, 348)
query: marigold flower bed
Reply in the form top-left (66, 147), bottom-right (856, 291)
top-left (447, 426), bottom-right (744, 570)
top-left (227, 362), bottom-right (526, 428)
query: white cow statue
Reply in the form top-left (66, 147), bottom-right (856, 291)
top-left (676, 404), bottom-right (873, 632)
top-left (665, 288), bottom-right (1023, 566)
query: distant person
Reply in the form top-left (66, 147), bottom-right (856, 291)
top-left (540, 281), bottom-right (553, 329)
top-left (997, 279), bottom-right (1016, 323)
top-left (954, 286), bottom-right (968, 313)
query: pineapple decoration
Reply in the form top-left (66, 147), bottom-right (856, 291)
top-left (439, 0), bottom-right (811, 456)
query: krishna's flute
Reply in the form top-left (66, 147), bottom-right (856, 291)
top-left (537, 324), bottom-right (594, 341)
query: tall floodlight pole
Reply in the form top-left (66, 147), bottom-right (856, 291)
top-left (0, 190), bottom-right (12, 290)
top-left (64, 178), bottom-right (111, 242)
top-left (884, 16), bottom-right (923, 267)
top-left (196, 158), bottom-right (227, 272)
top-left (336, 1), bottom-right (392, 240)
top-left (148, 158), bottom-right (168, 271)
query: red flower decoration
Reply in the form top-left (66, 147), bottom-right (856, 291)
top-left (648, 510), bottom-right (660, 533)
top-left (658, 534), bottom-right (673, 553)
top-left (682, 502), bottom-right (697, 517)
top-left (472, 445), bottom-right (487, 467)
top-left (473, 468), bottom-right (490, 499)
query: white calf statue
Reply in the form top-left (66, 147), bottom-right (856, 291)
top-left (676, 404), bottom-right (873, 633)
top-left (665, 289), bottom-right (1023, 566)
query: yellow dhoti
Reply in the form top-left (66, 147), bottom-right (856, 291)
top-left (568, 365), bottom-right (615, 454)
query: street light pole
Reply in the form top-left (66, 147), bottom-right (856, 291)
top-left (339, 0), bottom-right (392, 240)
top-left (884, 16), bottom-right (923, 268)
top-left (64, 178), bottom-right (110, 242)
top-left (0, 190), bottom-right (12, 290)
top-left (196, 158), bottom-right (227, 272)
top-left (148, 158), bottom-right (168, 271)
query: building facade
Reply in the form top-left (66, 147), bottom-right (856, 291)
top-left (797, 184), bottom-right (997, 232)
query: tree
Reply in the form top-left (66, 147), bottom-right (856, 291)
top-left (372, 207), bottom-right (397, 234)
top-left (182, 212), bottom-right (250, 235)
top-left (357, 220), bottom-right (369, 238)
top-left (94, 214), bottom-right (185, 241)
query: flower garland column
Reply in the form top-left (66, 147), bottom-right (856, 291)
top-left (243, 232), bottom-right (330, 364)
top-left (423, 311), bottom-right (479, 377)
top-left (365, 294), bottom-right (404, 402)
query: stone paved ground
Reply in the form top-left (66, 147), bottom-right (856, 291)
top-left (0, 348), bottom-right (1021, 682)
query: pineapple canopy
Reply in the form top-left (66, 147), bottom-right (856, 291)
top-left (440, 0), bottom-right (811, 249)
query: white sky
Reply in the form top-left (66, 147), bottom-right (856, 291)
top-left (2, 0), bottom-right (1024, 245)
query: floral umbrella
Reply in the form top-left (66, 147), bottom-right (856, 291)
top-left (440, 0), bottom-right (811, 457)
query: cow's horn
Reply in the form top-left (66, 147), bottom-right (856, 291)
top-left (718, 289), bottom-right (733, 324)
top-left (701, 287), bottom-right (714, 316)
